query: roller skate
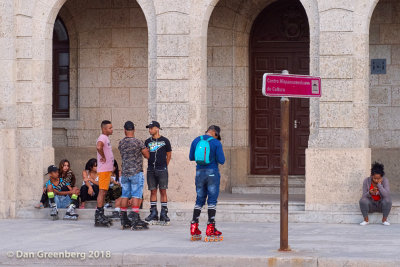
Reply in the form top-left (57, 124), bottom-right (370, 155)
top-left (145, 206), bottom-right (159, 225)
top-left (190, 221), bottom-right (202, 241)
top-left (120, 211), bottom-right (132, 230)
top-left (50, 203), bottom-right (59, 220)
top-left (94, 209), bottom-right (112, 227)
top-left (130, 212), bottom-right (149, 230)
top-left (204, 222), bottom-right (223, 242)
top-left (107, 210), bottom-right (120, 221)
top-left (63, 204), bottom-right (79, 220)
top-left (159, 207), bottom-right (170, 226)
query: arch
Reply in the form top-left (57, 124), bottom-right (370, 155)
top-left (206, 0), bottom-right (318, 189)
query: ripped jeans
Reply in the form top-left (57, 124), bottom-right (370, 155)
top-left (194, 169), bottom-right (220, 208)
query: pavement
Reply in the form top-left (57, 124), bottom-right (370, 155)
top-left (1, 219), bottom-right (400, 266)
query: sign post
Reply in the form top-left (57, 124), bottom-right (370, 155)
top-left (262, 70), bottom-right (321, 251)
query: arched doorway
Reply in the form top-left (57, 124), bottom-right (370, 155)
top-left (250, 0), bottom-right (310, 175)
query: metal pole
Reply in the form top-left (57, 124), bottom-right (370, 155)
top-left (280, 70), bottom-right (290, 251)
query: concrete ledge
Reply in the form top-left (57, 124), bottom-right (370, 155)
top-left (15, 207), bottom-right (400, 224)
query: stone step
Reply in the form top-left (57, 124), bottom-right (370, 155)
top-left (16, 208), bottom-right (400, 224)
top-left (232, 186), bottom-right (305, 194)
top-left (247, 175), bottom-right (305, 187)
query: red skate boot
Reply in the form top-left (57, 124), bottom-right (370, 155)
top-left (190, 221), bottom-right (202, 241)
top-left (204, 221), bottom-right (223, 242)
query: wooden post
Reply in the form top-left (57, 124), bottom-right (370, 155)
top-left (280, 70), bottom-right (290, 251)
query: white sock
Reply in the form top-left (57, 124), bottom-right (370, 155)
top-left (115, 207), bottom-right (120, 212)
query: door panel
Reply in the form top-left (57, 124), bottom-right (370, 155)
top-left (250, 0), bottom-right (310, 175)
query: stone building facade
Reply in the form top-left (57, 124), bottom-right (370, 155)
top-left (0, 0), bottom-right (394, 218)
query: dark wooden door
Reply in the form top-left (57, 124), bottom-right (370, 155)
top-left (250, 0), bottom-right (310, 175)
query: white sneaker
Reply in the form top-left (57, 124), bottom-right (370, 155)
top-left (360, 221), bottom-right (369, 226)
top-left (382, 221), bottom-right (391, 226)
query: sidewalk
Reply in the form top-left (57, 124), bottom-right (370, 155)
top-left (1, 219), bottom-right (400, 266)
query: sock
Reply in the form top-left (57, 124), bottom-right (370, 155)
top-left (161, 202), bottom-right (168, 209)
top-left (115, 207), bottom-right (121, 212)
top-left (121, 207), bottom-right (127, 212)
top-left (97, 206), bottom-right (104, 212)
top-left (132, 206), bottom-right (140, 213)
top-left (208, 205), bottom-right (216, 223)
top-left (47, 192), bottom-right (55, 205)
top-left (192, 206), bottom-right (202, 223)
top-left (70, 194), bottom-right (79, 207)
top-left (150, 202), bottom-right (157, 209)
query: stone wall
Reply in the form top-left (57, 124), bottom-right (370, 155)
top-left (369, 0), bottom-right (400, 192)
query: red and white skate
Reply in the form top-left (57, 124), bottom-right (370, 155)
top-left (204, 222), bottom-right (223, 242)
top-left (190, 221), bottom-right (202, 241)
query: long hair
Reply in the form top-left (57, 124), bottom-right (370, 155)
top-left (85, 158), bottom-right (97, 172)
top-left (58, 159), bottom-right (70, 176)
top-left (58, 159), bottom-right (76, 187)
top-left (113, 160), bottom-right (120, 182)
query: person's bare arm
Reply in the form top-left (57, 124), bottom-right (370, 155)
top-left (142, 148), bottom-right (150, 159)
top-left (83, 170), bottom-right (94, 193)
top-left (166, 151), bottom-right (172, 166)
top-left (97, 141), bottom-right (106, 163)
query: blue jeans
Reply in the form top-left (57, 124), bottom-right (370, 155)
top-left (121, 172), bottom-right (144, 199)
top-left (195, 169), bottom-right (220, 208)
top-left (54, 195), bottom-right (71, 208)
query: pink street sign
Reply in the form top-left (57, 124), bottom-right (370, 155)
top-left (262, 73), bottom-right (321, 98)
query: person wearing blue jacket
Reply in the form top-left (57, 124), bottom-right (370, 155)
top-left (189, 125), bottom-right (225, 242)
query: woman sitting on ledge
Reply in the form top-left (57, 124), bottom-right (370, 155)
top-left (359, 162), bottom-right (392, 226)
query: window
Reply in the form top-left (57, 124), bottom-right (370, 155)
top-left (52, 17), bottom-right (70, 118)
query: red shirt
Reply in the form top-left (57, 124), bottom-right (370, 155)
top-left (370, 184), bottom-right (381, 201)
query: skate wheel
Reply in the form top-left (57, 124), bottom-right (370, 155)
top-left (205, 236), bottom-right (214, 242)
top-left (219, 236), bottom-right (223, 241)
top-left (191, 235), bottom-right (202, 241)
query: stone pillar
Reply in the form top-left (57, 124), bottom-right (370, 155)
top-left (0, 0), bottom-right (17, 218)
top-left (145, 0), bottom-right (209, 202)
top-left (12, 0), bottom-right (57, 217)
top-left (305, 0), bottom-right (372, 211)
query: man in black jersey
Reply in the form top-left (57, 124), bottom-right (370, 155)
top-left (144, 121), bottom-right (172, 225)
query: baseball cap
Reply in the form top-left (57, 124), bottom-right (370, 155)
top-left (124, 121), bottom-right (135, 131)
top-left (146, 121), bottom-right (162, 130)
top-left (207, 125), bottom-right (221, 140)
top-left (46, 165), bottom-right (59, 174)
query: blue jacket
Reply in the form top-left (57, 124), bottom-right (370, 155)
top-left (189, 135), bottom-right (225, 170)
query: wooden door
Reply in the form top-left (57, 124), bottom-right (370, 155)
top-left (250, 0), bottom-right (310, 175)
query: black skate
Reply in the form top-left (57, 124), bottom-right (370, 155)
top-left (63, 204), bottom-right (79, 220)
top-left (159, 207), bottom-right (170, 226)
top-left (145, 207), bottom-right (159, 225)
top-left (107, 211), bottom-right (120, 221)
top-left (50, 204), bottom-right (59, 220)
top-left (94, 209), bottom-right (112, 227)
top-left (130, 212), bottom-right (149, 230)
top-left (120, 211), bottom-right (132, 230)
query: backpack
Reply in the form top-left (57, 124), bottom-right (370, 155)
top-left (195, 136), bottom-right (214, 165)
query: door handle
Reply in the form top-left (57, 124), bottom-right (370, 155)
top-left (294, 120), bottom-right (300, 129)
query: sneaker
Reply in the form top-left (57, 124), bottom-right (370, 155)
top-left (34, 203), bottom-right (44, 209)
top-left (382, 221), bottom-right (391, 226)
top-left (105, 203), bottom-right (113, 209)
top-left (359, 221), bottom-right (369, 226)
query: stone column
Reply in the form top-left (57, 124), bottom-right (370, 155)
top-left (0, 0), bottom-right (17, 218)
top-left (305, 0), bottom-right (372, 211)
top-left (12, 0), bottom-right (58, 217)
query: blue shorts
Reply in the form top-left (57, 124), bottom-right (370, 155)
top-left (121, 172), bottom-right (144, 199)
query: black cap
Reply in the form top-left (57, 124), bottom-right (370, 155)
top-left (46, 165), bottom-right (58, 174)
top-left (146, 121), bottom-right (162, 130)
top-left (207, 125), bottom-right (221, 141)
top-left (124, 121), bottom-right (135, 131)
